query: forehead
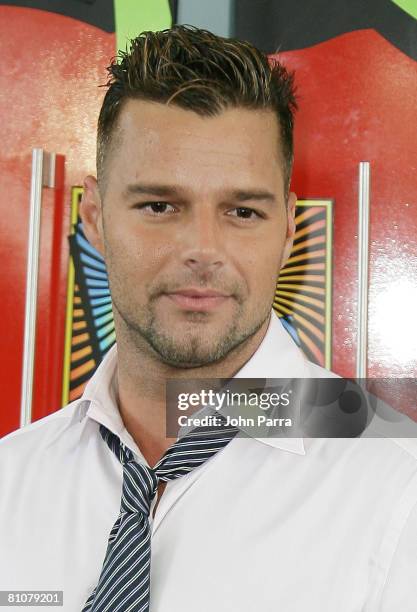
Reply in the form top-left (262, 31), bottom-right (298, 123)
top-left (106, 100), bottom-right (284, 194)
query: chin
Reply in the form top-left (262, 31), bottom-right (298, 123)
top-left (152, 330), bottom-right (234, 367)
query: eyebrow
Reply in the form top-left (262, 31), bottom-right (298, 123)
top-left (123, 183), bottom-right (277, 204)
top-left (124, 183), bottom-right (180, 198)
top-left (231, 189), bottom-right (277, 204)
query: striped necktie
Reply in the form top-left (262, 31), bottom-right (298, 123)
top-left (83, 419), bottom-right (238, 612)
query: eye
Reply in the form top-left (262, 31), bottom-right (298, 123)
top-left (228, 207), bottom-right (262, 220)
top-left (135, 202), bottom-right (176, 215)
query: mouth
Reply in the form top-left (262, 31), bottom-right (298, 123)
top-left (163, 288), bottom-right (232, 312)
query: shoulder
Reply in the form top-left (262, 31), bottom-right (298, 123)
top-left (302, 359), bottom-right (417, 466)
top-left (0, 400), bottom-right (87, 463)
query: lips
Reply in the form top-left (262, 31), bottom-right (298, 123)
top-left (164, 288), bottom-right (231, 311)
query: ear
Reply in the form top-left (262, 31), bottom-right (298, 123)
top-left (79, 175), bottom-right (105, 257)
top-left (280, 191), bottom-right (297, 269)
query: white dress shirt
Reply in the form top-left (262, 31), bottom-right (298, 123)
top-left (1, 311), bottom-right (417, 611)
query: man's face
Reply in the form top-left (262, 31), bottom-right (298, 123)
top-left (82, 100), bottom-right (296, 368)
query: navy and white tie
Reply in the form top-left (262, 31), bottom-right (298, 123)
top-left (82, 419), bottom-right (238, 612)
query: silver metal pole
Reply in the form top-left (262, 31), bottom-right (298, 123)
top-left (20, 149), bottom-right (56, 428)
top-left (356, 161), bottom-right (370, 379)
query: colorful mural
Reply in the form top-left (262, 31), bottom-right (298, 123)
top-left (275, 200), bottom-right (332, 369)
top-left (63, 188), bottom-right (115, 404)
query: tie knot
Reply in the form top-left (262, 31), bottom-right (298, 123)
top-left (121, 461), bottom-right (158, 516)
top-left (99, 424), bottom-right (158, 516)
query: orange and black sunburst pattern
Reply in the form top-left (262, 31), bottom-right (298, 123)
top-left (273, 200), bottom-right (332, 368)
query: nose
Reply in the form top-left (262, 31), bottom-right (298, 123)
top-left (180, 208), bottom-right (225, 275)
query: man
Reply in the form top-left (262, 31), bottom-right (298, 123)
top-left (1, 25), bottom-right (416, 612)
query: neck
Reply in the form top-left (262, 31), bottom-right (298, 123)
top-left (115, 316), bottom-right (270, 467)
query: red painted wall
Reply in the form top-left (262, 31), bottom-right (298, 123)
top-left (0, 7), bottom-right (114, 436)
top-left (281, 29), bottom-right (417, 380)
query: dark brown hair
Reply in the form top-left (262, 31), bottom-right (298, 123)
top-left (97, 25), bottom-right (297, 195)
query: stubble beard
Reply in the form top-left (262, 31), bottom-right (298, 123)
top-left (113, 295), bottom-right (271, 369)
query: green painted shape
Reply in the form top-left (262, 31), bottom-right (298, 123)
top-left (390, 0), bottom-right (417, 20)
top-left (114, 0), bottom-right (172, 51)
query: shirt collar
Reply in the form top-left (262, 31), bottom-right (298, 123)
top-left (81, 311), bottom-right (307, 456)
top-left (233, 312), bottom-right (307, 454)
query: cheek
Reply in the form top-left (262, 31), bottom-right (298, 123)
top-left (239, 249), bottom-right (282, 301)
top-left (105, 221), bottom-right (175, 276)
top-left (240, 230), bottom-right (284, 282)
